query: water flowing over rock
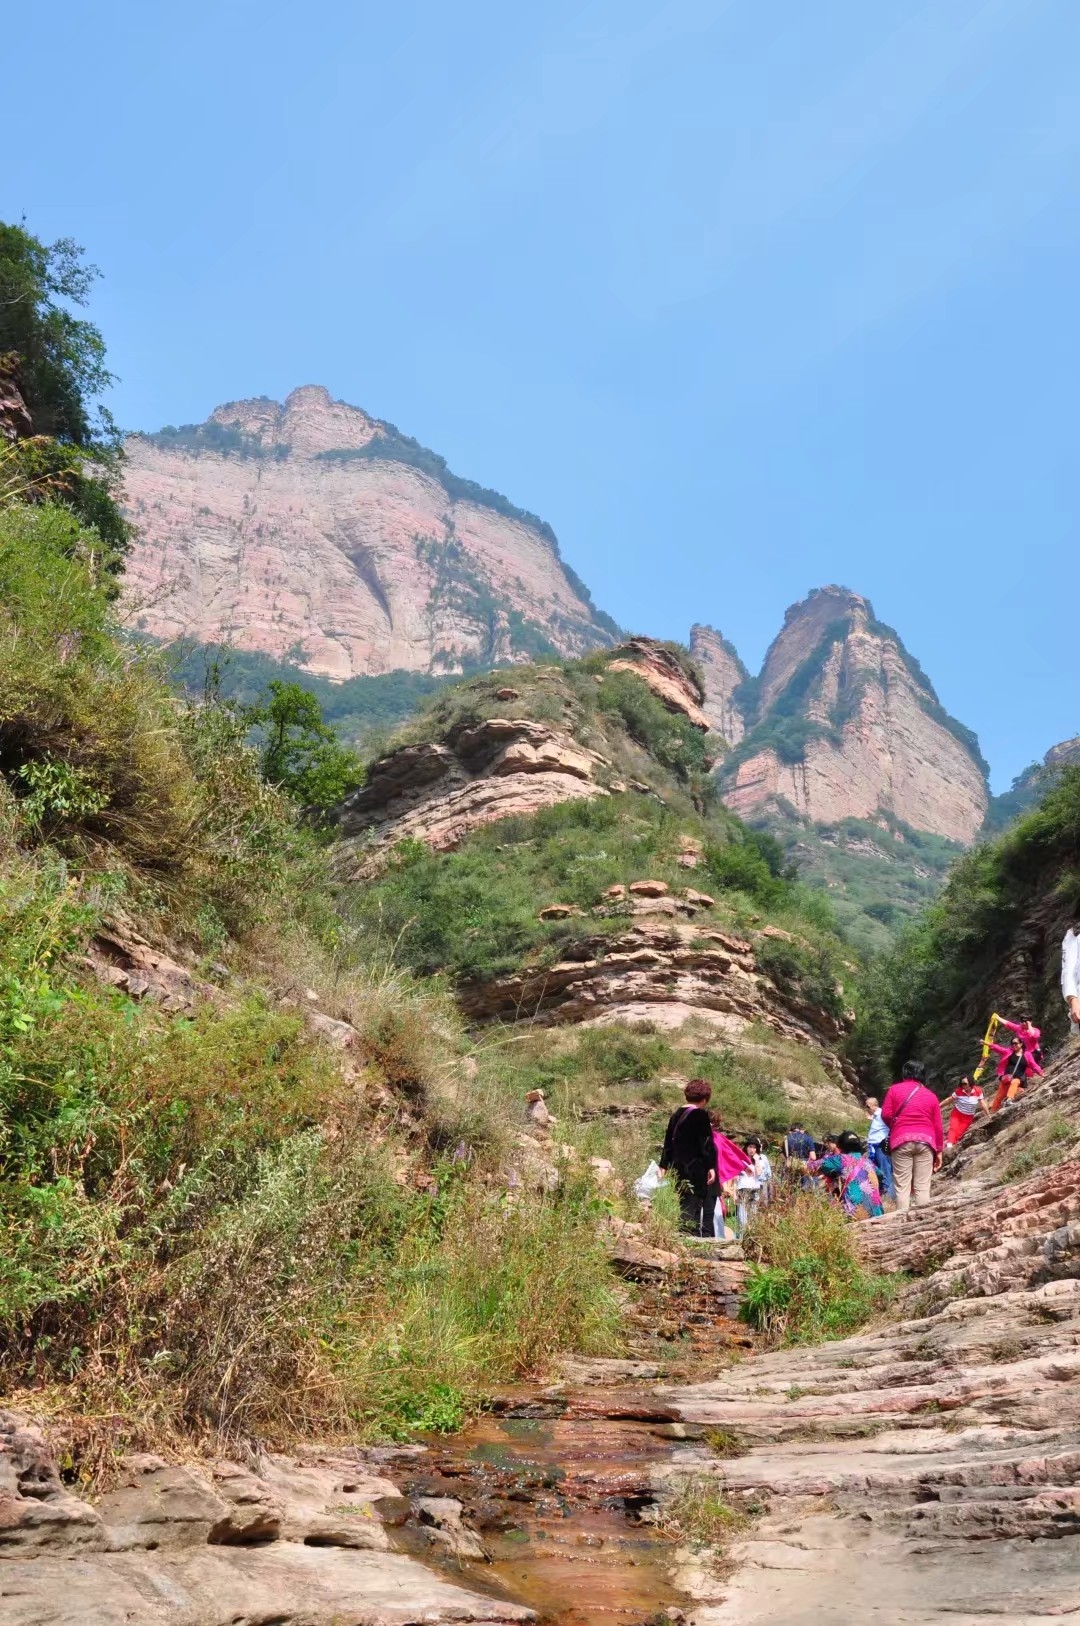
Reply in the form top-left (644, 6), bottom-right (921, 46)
top-left (120, 386), bottom-right (614, 679)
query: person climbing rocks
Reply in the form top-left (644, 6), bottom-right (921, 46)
top-left (864, 1096), bottom-right (895, 1199)
top-left (660, 1078), bottom-right (718, 1238)
top-left (880, 1062), bottom-right (943, 1212)
top-left (988, 1031), bottom-right (1041, 1111)
top-left (942, 1074), bottom-right (990, 1144)
top-left (809, 1130), bottom-right (884, 1219)
top-left (999, 1015), bottom-right (1043, 1071)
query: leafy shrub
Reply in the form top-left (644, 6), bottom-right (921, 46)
top-left (741, 1190), bottom-right (894, 1343)
top-left (596, 669), bottom-right (709, 781)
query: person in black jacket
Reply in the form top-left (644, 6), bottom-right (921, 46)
top-left (660, 1078), bottom-right (719, 1237)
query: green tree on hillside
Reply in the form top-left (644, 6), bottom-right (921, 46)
top-left (246, 680), bottom-right (364, 810)
top-left (0, 222), bottom-right (129, 560)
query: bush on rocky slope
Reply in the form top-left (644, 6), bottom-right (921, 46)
top-left (0, 503), bottom-right (622, 1471)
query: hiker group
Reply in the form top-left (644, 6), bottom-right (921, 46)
top-left (655, 1008), bottom-right (1057, 1239)
top-left (649, 925), bottom-right (1080, 1238)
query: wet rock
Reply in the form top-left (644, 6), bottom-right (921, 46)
top-left (416, 1495), bottom-right (488, 1560)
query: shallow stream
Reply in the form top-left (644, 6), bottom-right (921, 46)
top-left (387, 1389), bottom-right (700, 1626)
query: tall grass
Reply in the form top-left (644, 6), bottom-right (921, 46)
top-left (741, 1189), bottom-right (895, 1344)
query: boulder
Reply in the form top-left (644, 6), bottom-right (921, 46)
top-left (629, 880), bottom-right (669, 898)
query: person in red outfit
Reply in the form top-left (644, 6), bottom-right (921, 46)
top-left (942, 1076), bottom-right (989, 1145)
top-left (880, 1062), bottom-right (944, 1212)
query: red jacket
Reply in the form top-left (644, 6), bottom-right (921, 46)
top-left (881, 1079), bottom-right (944, 1155)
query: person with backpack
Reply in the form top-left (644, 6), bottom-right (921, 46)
top-left (880, 1062), bottom-right (944, 1212)
top-left (659, 1078), bottom-right (719, 1237)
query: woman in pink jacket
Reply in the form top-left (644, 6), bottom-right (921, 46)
top-left (880, 1062), bottom-right (944, 1212)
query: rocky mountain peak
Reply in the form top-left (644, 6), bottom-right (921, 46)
top-left (121, 389), bottom-right (616, 680)
top-left (719, 588), bottom-right (988, 846)
top-left (689, 624), bottom-right (747, 744)
top-left (756, 584), bottom-right (869, 718)
top-left (210, 385), bottom-right (382, 459)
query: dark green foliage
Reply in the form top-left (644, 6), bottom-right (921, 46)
top-left (742, 1189), bottom-right (896, 1343)
top-left (757, 812), bottom-right (962, 958)
top-left (160, 641), bottom-right (454, 745)
top-left (755, 934), bottom-right (846, 1021)
top-left (138, 420), bottom-right (288, 460)
top-left (981, 760), bottom-right (1052, 835)
top-left (851, 764), bottom-right (1080, 1083)
top-left (0, 225), bottom-right (117, 453)
top-left (244, 680), bottom-right (364, 810)
top-left (0, 223), bottom-right (129, 558)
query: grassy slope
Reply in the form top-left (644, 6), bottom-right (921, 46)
top-left (0, 502), bottom-right (628, 1475)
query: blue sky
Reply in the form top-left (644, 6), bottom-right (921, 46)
top-left (6, 0), bottom-right (1078, 788)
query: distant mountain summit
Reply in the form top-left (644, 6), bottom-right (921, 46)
top-left (712, 586), bottom-right (988, 847)
top-left (121, 386), bottom-right (616, 679)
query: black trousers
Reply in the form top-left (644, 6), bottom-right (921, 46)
top-left (678, 1178), bottom-right (716, 1238)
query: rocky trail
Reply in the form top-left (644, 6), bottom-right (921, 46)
top-left (4, 1056), bottom-right (1079, 1624)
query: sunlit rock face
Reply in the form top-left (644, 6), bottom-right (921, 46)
top-left (120, 386), bottom-right (613, 680)
top-left (719, 586), bottom-right (988, 846)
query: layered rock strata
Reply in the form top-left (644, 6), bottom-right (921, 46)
top-left (457, 916), bottom-right (855, 1108)
top-left (331, 716), bottom-right (608, 878)
top-left (0, 1428), bottom-right (529, 1625)
top-left (606, 637), bottom-right (711, 730)
top-left (121, 386), bottom-right (612, 679)
top-left (719, 586), bottom-right (988, 844)
top-left (655, 1053), bottom-right (1080, 1623)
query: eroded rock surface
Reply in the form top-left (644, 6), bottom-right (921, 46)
top-left (121, 386), bottom-right (612, 679)
top-left (720, 586), bottom-right (988, 844)
top-left (689, 625), bottom-right (747, 746)
top-left (332, 716), bottom-right (608, 876)
top-left (658, 1053), bottom-right (1080, 1623)
top-left (0, 1436), bottom-right (529, 1626)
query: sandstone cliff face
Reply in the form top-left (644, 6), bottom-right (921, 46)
top-left (606, 637), bottom-right (711, 730)
top-left (120, 386), bottom-right (613, 680)
top-left (332, 715), bottom-right (608, 879)
top-left (689, 624), bottom-right (746, 744)
top-left (719, 586), bottom-right (988, 845)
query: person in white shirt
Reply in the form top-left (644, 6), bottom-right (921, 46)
top-left (864, 1096), bottom-right (895, 1199)
top-left (1062, 925), bottom-right (1080, 1035)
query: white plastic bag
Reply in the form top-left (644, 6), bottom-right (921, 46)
top-left (634, 1160), bottom-right (664, 1202)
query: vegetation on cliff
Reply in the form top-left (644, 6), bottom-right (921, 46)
top-left (0, 223), bottom-right (129, 561)
top-left (0, 500), bottom-right (627, 1465)
top-left (853, 764), bottom-right (1080, 1084)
